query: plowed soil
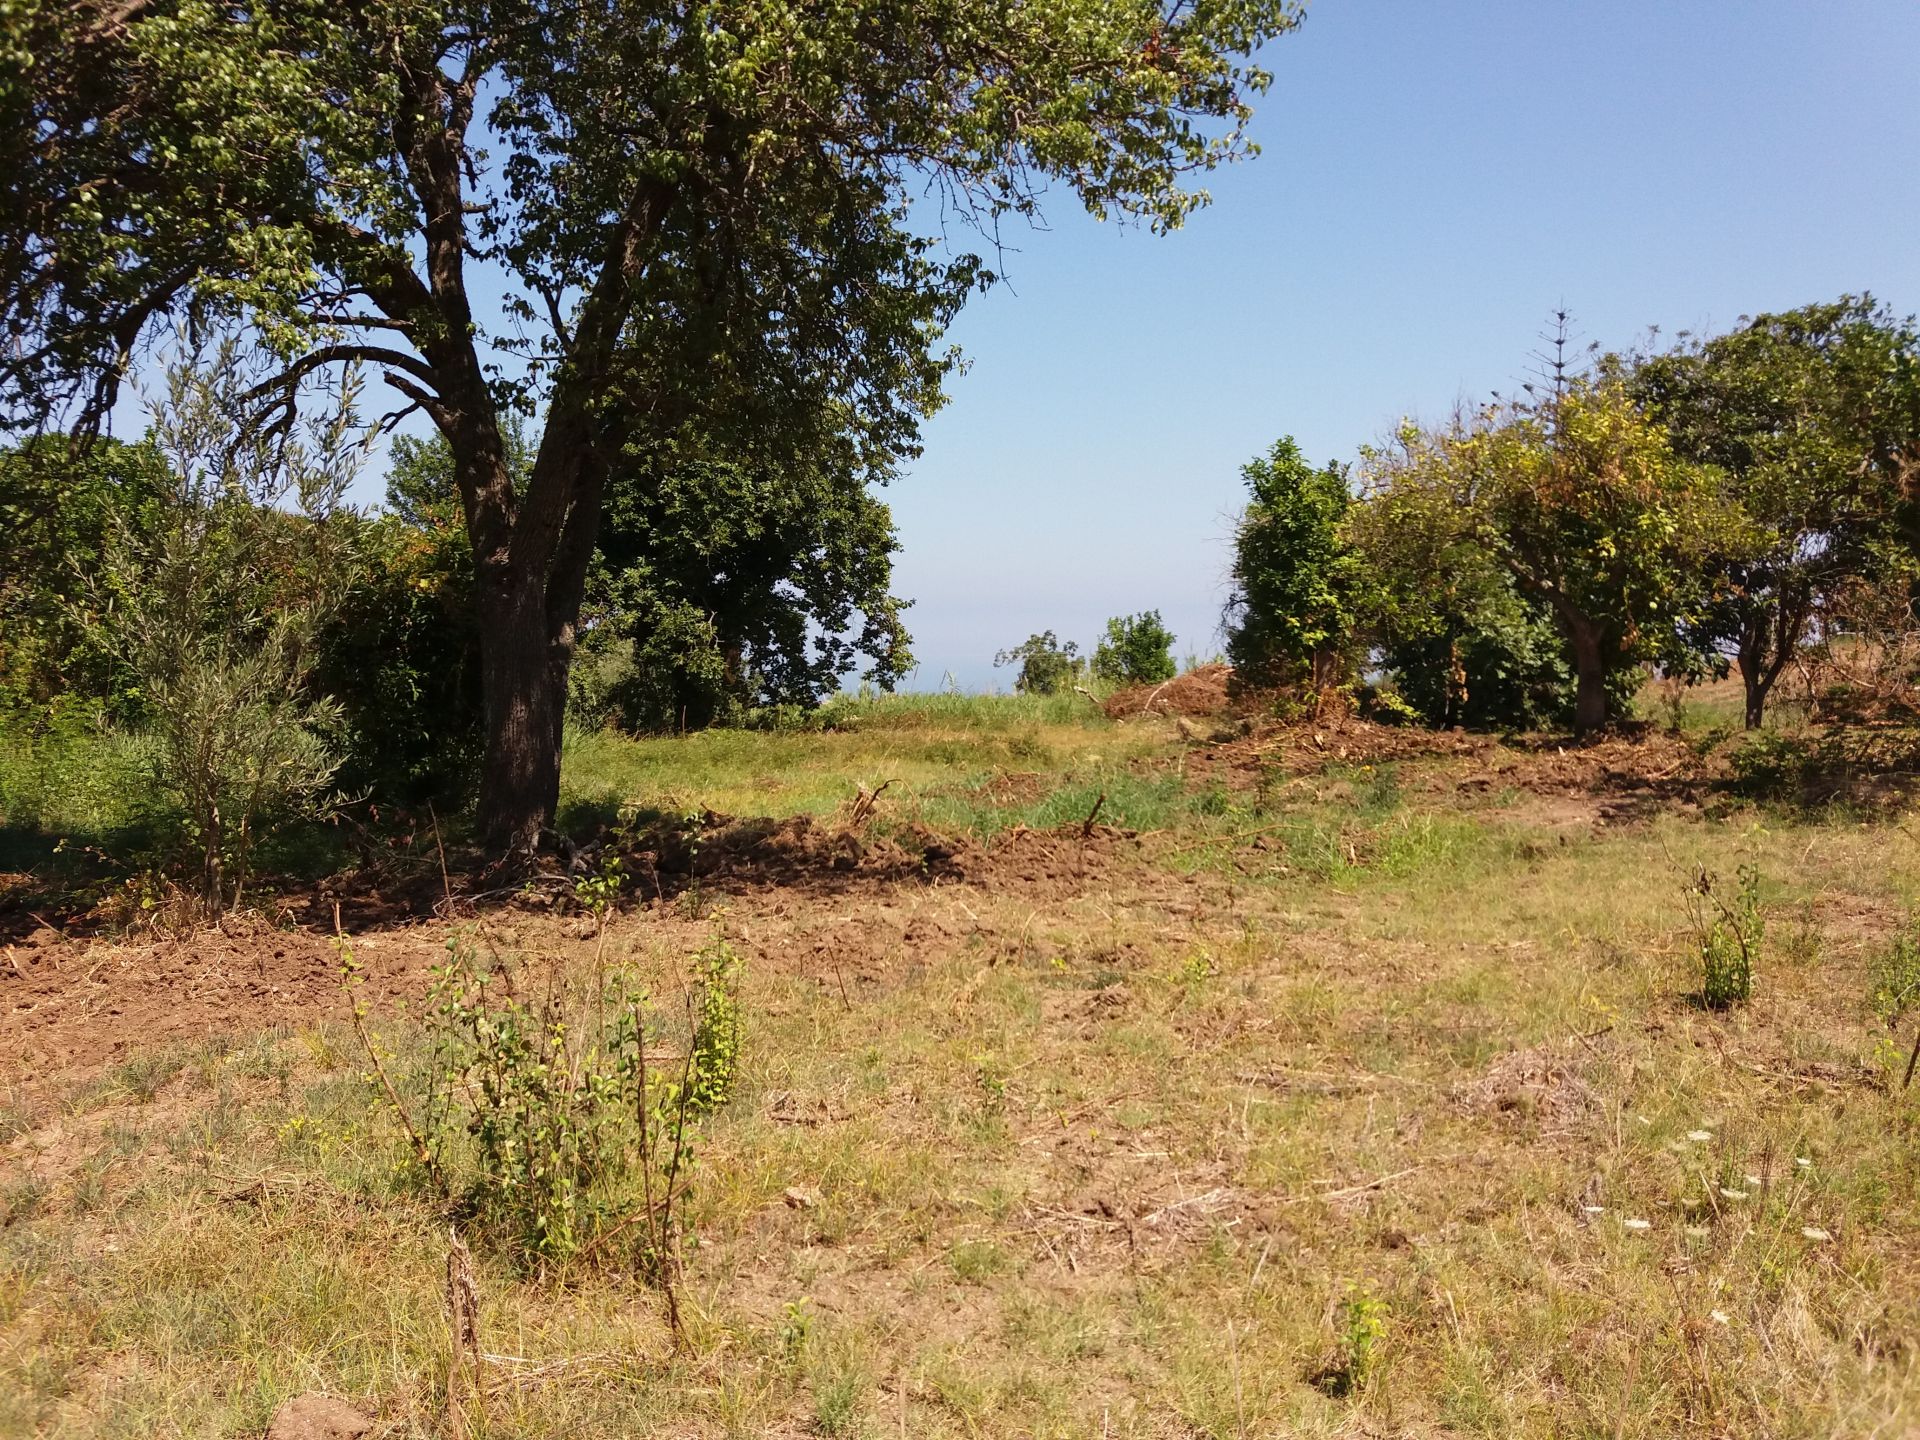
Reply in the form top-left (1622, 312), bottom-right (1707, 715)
top-left (0, 816), bottom-right (1176, 1094)
top-left (0, 720), bottom-right (1734, 1094)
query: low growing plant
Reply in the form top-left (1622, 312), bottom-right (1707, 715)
top-left (1870, 915), bottom-right (1920, 1026)
top-left (1314, 1287), bottom-right (1389, 1397)
top-left (1685, 863), bottom-right (1763, 1010)
top-left (340, 916), bottom-right (746, 1331)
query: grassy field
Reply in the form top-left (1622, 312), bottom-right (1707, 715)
top-left (5, 692), bottom-right (1920, 1437)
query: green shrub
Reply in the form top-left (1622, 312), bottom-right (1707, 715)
top-left (1314, 1288), bottom-right (1389, 1397)
top-left (1686, 864), bottom-right (1763, 1009)
top-left (1090, 610), bottom-right (1177, 685)
top-left (1224, 436), bottom-right (1362, 692)
top-left (1870, 918), bottom-right (1920, 1024)
top-left (1727, 731), bottom-right (1813, 796)
top-left (688, 929), bottom-right (744, 1114)
top-left (89, 351), bottom-right (355, 914)
top-left (346, 919), bottom-right (745, 1291)
top-left (993, 631), bottom-right (1084, 696)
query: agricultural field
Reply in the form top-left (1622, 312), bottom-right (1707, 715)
top-left (6, 685), bottom-right (1920, 1439)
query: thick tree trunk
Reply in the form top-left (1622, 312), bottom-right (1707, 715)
top-left (1568, 620), bottom-right (1607, 736)
top-left (475, 578), bottom-right (571, 858)
top-left (468, 401), bottom-right (607, 857)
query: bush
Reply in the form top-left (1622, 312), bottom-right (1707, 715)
top-left (994, 631), bottom-right (1084, 695)
top-left (1870, 917), bottom-right (1920, 1025)
top-left (313, 511), bottom-right (483, 803)
top-left (1091, 610), bottom-right (1177, 686)
top-left (86, 348), bottom-right (356, 914)
top-left (349, 919), bottom-right (745, 1297)
top-left (1224, 437), bottom-right (1361, 691)
top-left (0, 435), bottom-right (173, 718)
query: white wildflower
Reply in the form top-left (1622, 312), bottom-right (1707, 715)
top-left (1624, 1217), bottom-right (1652, 1231)
top-left (1687, 1130), bottom-right (1714, 1143)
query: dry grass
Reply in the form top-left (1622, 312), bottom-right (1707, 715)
top-left (6, 705), bottom-right (1920, 1437)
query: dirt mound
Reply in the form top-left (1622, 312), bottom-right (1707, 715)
top-left (1103, 663), bottom-right (1234, 719)
top-left (0, 814), bottom-right (1152, 1091)
top-left (615, 812), bottom-right (963, 896)
top-left (1189, 716), bottom-right (1493, 788)
top-left (1185, 718), bottom-right (1714, 827)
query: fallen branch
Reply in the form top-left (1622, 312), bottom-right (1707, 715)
top-left (1081, 792), bottom-right (1106, 838)
top-left (1293, 1165), bottom-right (1423, 1205)
top-left (850, 779), bottom-right (898, 827)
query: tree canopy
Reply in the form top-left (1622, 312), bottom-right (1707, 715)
top-left (1224, 437), bottom-right (1360, 691)
top-left (3, 0), bottom-right (1303, 852)
top-left (1623, 296), bottom-right (1920, 726)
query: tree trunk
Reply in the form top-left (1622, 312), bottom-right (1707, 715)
top-left (1568, 619), bottom-right (1607, 736)
top-left (1736, 596), bottom-right (1804, 732)
top-left (467, 400), bottom-right (607, 857)
top-left (1738, 652), bottom-right (1767, 730)
top-left (475, 576), bottom-right (570, 858)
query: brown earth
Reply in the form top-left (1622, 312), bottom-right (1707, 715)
top-left (1102, 662), bottom-right (1235, 719)
top-left (0, 816), bottom-right (1174, 1095)
top-left (0, 718), bottom-right (1795, 1097)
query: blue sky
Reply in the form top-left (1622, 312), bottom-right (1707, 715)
top-left (891, 0), bottom-right (1920, 689)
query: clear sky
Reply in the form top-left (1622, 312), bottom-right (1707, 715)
top-left (891, 0), bottom-right (1920, 690)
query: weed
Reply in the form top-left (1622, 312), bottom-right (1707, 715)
top-left (1314, 1287), bottom-right (1390, 1398)
top-left (780, 1299), bottom-right (813, 1368)
top-left (88, 1048), bottom-right (186, 1106)
top-left (572, 852), bottom-right (625, 919)
top-left (950, 1238), bottom-right (1007, 1283)
top-left (0, 1179), bottom-right (46, 1226)
top-left (812, 1360), bottom-right (865, 1436)
top-left (1870, 916), bottom-right (1920, 1025)
top-left (0, 1102), bottom-right (34, 1145)
top-left (1686, 863), bottom-right (1763, 1009)
top-left (687, 926), bottom-right (744, 1115)
top-left (342, 921), bottom-right (742, 1318)
top-left (972, 1055), bottom-right (1007, 1115)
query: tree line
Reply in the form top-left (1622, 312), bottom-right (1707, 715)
top-left (1225, 298), bottom-right (1920, 733)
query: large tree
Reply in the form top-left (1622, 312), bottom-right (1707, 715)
top-left (3, 0), bottom-right (1303, 853)
top-left (1623, 297), bottom-right (1920, 727)
top-left (1365, 383), bottom-right (1728, 735)
top-left (386, 419), bottom-right (914, 736)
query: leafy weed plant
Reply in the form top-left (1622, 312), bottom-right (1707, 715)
top-left (1686, 863), bottom-right (1763, 1009)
